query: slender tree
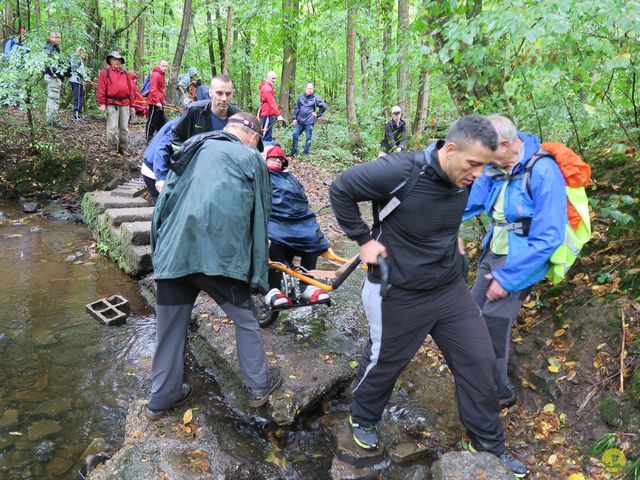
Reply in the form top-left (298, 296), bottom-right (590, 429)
top-left (397, 0), bottom-right (410, 126)
top-left (279, 0), bottom-right (298, 119)
top-left (346, 2), bottom-right (361, 145)
top-left (205, 0), bottom-right (218, 77)
top-left (169, 0), bottom-right (194, 97)
top-left (222, 5), bottom-right (233, 75)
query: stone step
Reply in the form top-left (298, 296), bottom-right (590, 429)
top-left (83, 191), bottom-right (149, 216)
top-left (104, 207), bottom-right (155, 227)
top-left (121, 244), bottom-right (152, 277)
top-left (111, 188), bottom-right (145, 198)
top-left (120, 221), bottom-right (151, 246)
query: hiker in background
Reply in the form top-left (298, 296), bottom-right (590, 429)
top-left (261, 144), bottom-right (331, 308)
top-left (96, 51), bottom-right (135, 155)
top-left (145, 59), bottom-right (169, 142)
top-left (290, 83), bottom-right (326, 158)
top-left (330, 115), bottom-right (529, 478)
top-left (43, 31), bottom-right (70, 128)
top-left (379, 105), bottom-right (407, 157)
top-left (3, 27), bottom-right (26, 57)
top-left (175, 66), bottom-right (198, 104)
top-left (69, 47), bottom-right (88, 123)
top-left (258, 71), bottom-right (284, 142)
top-left (463, 114), bottom-right (568, 411)
top-left (128, 72), bottom-right (149, 118)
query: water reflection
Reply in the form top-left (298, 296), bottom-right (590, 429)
top-left (0, 202), bottom-right (154, 479)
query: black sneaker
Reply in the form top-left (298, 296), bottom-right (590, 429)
top-left (145, 383), bottom-right (192, 421)
top-left (499, 392), bottom-right (517, 410)
top-left (349, 415), bottom-right (379, 450)
top-left (248, 366), bottom-right (282, 408)
top-left (498, 450), bottom-right (529, 478)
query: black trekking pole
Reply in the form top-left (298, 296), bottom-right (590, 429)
top-left (332, 254), bottom-right (362, 290)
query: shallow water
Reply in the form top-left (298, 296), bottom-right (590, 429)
top-left (0, 201), bottom-right (155, 479)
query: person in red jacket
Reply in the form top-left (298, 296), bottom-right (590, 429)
top-left (258, 71), bottom-right (284, 142)
top-left (128, 72), bottom-right (149, 118)
top-left (146, 59), bottom-right (169, 142)
top-left (96, 51), bottom-right (135, 155)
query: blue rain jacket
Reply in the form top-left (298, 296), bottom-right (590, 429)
top-left (268, 170), bottom-right (329, 253)
top-left (143, 118), bottom-right (178, 181)
top-left (463, 132), bottom-right (567, 293)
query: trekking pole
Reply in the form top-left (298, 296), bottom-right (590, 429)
top-left (331, 254), bottom-right (362, 290)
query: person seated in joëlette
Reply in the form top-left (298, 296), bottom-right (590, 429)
top-left (262, 144), bottom-right (331, 307)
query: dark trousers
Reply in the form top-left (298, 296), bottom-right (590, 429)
top-left (70, 82), bottom-right (84, 114)
top-left (142, 174), bottom-right (159, 205)
top-left (351, 277), bottom-right (505, 455)
top-left (268, 242), bottom-right (320, 293)
top-left (291, 123), bottom-right (314, 155)
top-left (148, 274), bottom-right (269, 410)
top-left (260, 115), bottom-right (276, 142)
top-left (471, 252), bottom-right (530, 399)
top-left (146, 105), bottom-right (167, 142)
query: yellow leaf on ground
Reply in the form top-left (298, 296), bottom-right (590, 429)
top-left (568, 473), bottom-right (586, 480)
top-left (133, 430), bottom-right (145, 438)
top-left (212, 323), bottom-right (221, 333)
top-left (601, 448), bottom-right (626, 473)
top-left (548, 453), bottom-right (558, 464)
top-left (548, 365), bottom-right (560, 373)
top-left (543, 403), bottom-right (556, 413)
top-left (554, 329), bottom-right (566, 337)
top-left (183, 409), bottom-right (193, 425)
top-left (513, 336), bottom-right (523, 344)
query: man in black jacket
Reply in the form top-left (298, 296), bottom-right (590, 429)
top-left (172, 74), bottom-right (241, 146)
top-left (329, 115), bottom-right (529, 478)
top-left (379, 105), bottom-right (407, 155)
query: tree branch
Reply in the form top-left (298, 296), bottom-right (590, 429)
top-left (112, 1), bottom-right (154, 38)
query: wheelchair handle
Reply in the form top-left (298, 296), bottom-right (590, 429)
top-left (332, 254), bottom-right (362, 290)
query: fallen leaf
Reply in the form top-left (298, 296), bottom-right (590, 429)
top-left (212, 323), bottom-right (221, 333)
top-left (548, 365), bottom-right (560, 373)
top-left (348, 360), bottom-right (359, 369)
top-left (8, 432), bottom-right (22, 436)
top-left (133, 430), bottom-right (145, 438)
top-left (543, 403), bottom-right (556, 413)
top-left (568, 474), bottom-right (586, 480)
top-left (553, 328), bottom-right (566, 337)
top-left (183, 409), bottom-right (193, 425)
top-left (601, 448), bottom-right (626, 473)
top-left (547, 453), bottom-right (558, 465)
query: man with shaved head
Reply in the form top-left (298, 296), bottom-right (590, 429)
top-left (290, 83), bottom-right (327, 157)
top-left (258, 71), bottom-right (284, 142)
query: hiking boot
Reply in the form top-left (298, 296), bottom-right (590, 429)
top-left (349, 415), bottom-right (379, 450)
top-left (265, 288), bottom-right (291, 308)
top-left (499, 392), bottom-right (517, 410)
top-left (301, 286), bottom-right (330, 304)
top-left (498, 450), bottom-right (529, 478)
top-left (145, 383), bottom-right (192, 421)
top-left (248, 366), bottom-right (282, 408)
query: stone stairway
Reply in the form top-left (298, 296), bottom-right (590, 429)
top-left (81, 181), bottom-right (153, 277)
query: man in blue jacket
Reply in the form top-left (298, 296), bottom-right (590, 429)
top-left (290, 83), bottom-right (327, 157)
top-left (141, 118), bottom-right (178, 204)
top-left (463, 114), bottom-right (566, 410)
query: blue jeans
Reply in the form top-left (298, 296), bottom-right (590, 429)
top-left (291, 123), bottom-right (314, 155)
top-left (260, 115), bottom-right (276, 142)
top-left (70, 82), bottom-right (84, 113)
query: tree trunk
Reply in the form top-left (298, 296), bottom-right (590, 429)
top-left (413, 67), bottom-right (430, 138)
top-left (397, 0), bottom-right (410, 130)
top-left (205, 0), bottom-right (217, 77)
top-left (169, 0), bottom-right (194, 98)
top-left (358, 32), bottom-right (369, 101)
top-left (380, 0), bottom-right (393, 109)
top-left (124, 0), bottom-right (130, 55)
top-left (4, 2), bottom-right (14, 38)
top-left (134, 16), bottom-right (145, 77)
top-left (85, 0), bottom-right (102, 57)
top-left (346, 3), bottom-right (361, 146)
top-left (222, 6), bottom-right (233, 75)
top-left (241, 30), bottom-right (252, 110)
top-left (279, 0), bottom-right (298, 119)
top-left (214, 3), bottom-right (225, 74)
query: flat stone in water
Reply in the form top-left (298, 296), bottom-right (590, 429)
top-left (34, 398), bottom-right (72, 417)
top-left (0, 433), bottom-right (18, 450)
top-left (14, 390), bottom-right (50, 402)
top-left (330, 457), bottom-right (380, 479)
top-left (48, 453), bottom-right (75, 476)
top-left (387, 441), bottom-right (431, 464)
top-left (0, 409), bottom-right (19, 428)
top-left (27, 420), bottom-right (62, 441)
top-left (22, 202), bottom-right (39, 213)
top-left (81, 437), bottom-right (109, 459)
top-left (0, 211), bottom-right (7, 221)
top-left (321, 413), bottom-right (384, 469)
top-left (431, 451), bottom-right (515, 480)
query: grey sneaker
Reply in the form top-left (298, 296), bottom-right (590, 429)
top-left (498, 450), bottom-right (529, 478)
top-left (145, 383), bottom-right (192, 421)
top-left (349, 415), bottom-right (379, 450)
top-left (248, 366), bottom-right (282, 408)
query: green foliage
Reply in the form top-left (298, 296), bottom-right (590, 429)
top-left (590, 195), bottom-right (637, 226)
top-left (590, 432), bottom-right (618, 456)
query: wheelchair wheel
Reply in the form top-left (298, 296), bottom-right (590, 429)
top-left (252, 293), bottom-right (280, 328)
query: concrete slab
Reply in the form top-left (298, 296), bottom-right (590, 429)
top-left (83, 191), bottom-right (149, 215)
top-left (104, 207), bottom-right (155, 226)
top-left (86, 297), bottom-right (129, 326)
top-left (120, 221), bottom-right (151, 246)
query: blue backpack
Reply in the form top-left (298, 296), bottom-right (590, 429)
top-left (140, 73), bottom-right (151, 97)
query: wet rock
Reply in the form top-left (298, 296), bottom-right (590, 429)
top-left (42, 202), bottom-right (75, 222)
top-left (11, 221), bottom-right (26, 226)
top-left (321, 413), bottom-right (384, 469)
top-left (387, 441), bottom-right (431, 464)
top-left (0, 211), bottom-right (7, 222)
top-left (431, 451), bottom-right (515, 480)
top-left (34, 398), bottom-right (72, 417)
top-left (0, 433), bottom-right (17, 451)
top-left (81, 437), bottom-right (110, 459)
top-left (0, 409), bottom-right (19, 428)
top-left (88, 400), bottom-right (281, 480)
top-left (34, 439), bottom-right (56, 456)
top-left (27, 420), bottom-right (62, 441)
top-left (330, 457), bottom-right (379, 479)
top-left (66, 255), bottom-right (77, 262)
top-left (397, 464), bottom-right (431, 479)
top-left (22, 202), bottom-right (39, 213)
top-left (30, 226), bottom-right (43, 233)
top-left (48, 453), bottom-right (75, 476)
top-left (14, 390), bottom-right (50, 402)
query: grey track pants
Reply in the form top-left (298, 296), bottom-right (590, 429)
top-left (471, 252), bottom-right (530, 400)
top-left (148, 274), bottom-right (269, 410)
top-left (351, 277), bottom-right (505, 455)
